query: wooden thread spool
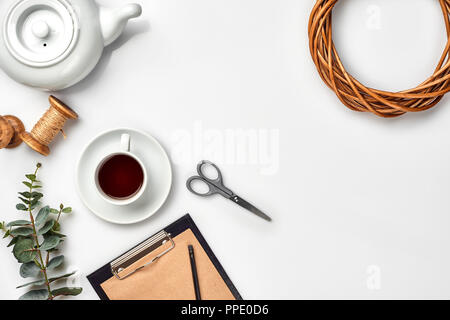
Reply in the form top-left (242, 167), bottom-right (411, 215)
top-left (20, 95), bottom-right (78, 156)
top-left (0, 115), bottom-right (25, 149)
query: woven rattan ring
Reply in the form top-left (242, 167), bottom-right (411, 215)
top-left (308, 0), bottom-right (450, 118)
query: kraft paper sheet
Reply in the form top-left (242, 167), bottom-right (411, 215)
top-left (100, 229), bottom-right (235, 300)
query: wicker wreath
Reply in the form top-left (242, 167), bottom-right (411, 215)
top-left (308, 0), bottom-right (450, 117)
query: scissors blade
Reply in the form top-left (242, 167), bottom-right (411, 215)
top-left (229, 195), bottom-right (272, 222)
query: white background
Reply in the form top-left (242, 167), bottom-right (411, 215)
top-left (1, 0), bottom-right (450, 299)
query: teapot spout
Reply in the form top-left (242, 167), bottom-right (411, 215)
top-left (100, 4), bottom-right (142, 46)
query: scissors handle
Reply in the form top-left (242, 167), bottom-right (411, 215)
top-left (196, 161), bottom-right (223, 184)
top-left (186, 176), bottom-right (233, 198)
top-left (186, 161), bottom-right (234, 198)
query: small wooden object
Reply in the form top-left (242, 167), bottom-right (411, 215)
top-left (0, 115), bottom-right (25, 149)
top-left (20, 95), bottom-right (78, 156)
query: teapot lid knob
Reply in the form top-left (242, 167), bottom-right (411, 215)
top-left (32, 20), bottom-right (50, 39)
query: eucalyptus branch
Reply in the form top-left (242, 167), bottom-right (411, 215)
top-left (26, 164), bottom-right (52, 299)
top-left (0, 163), bottom-right (82, 300)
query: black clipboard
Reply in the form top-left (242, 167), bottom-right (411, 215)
top-left (87, 214), bottom-right (242, 300)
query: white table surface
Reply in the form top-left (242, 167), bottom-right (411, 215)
top-left (1, 0), bottom-right (450, 300)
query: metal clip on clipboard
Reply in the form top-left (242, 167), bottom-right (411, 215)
top-left (110, 231), bottom-right (175, 280)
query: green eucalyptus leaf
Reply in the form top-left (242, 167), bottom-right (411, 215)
top-left (6, 220), bottom-right (31, 227)
top-left (22, 181), bottom-right (33, 188)
top-left (62, 207), bottom-right (72, 213)
top-left (10, 227), bottom-right (33, 237)
top-left (25, 174), bottom-right (36, 181)
top-left (49, 230), bottom-right (66, 238)
top-left (50, 208), bottom-right (59, 214)
top-left (3, 230), bottom-right (10, 239)
top-left (20, 261), bottom-right (42, 278)
top-left (32, 195), bottom-right (43, 202)
top-left (16, 278), bottom-right (46, 289)
top-left (7, 236), bottom-right (19, 247)
top-left (13, 238), bottom-right (37, 263)
top-left (18, 192), bottom-right (32, 198)
top-left (47, 255), bottom-right (64, 270)
top-left (19, 289), bottom-right (49, 300)
top-left (52, 221), bottom-right (61, 232)
top-left (38, 220), bottom-right (55, 235)
top-left (31, 192), bottom-right (43, 200)
top-left (49, 271), bottom-right (76, 283)
top-left (18, 197), bottom-right (30, 205)
top-left (40, 235), bottom-right (60, 251)
top-left (30, 201), bottom-right (40, 210)
top-left (35, 206), bottom-right (50, 226)
top-left (16, 203), bottom-right (27, 211)
top-left (51, 287), bottom-right (82, 297)
top-left (32, 185), bottom-right (42, 189)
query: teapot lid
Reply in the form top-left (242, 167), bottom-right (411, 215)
top-left (4, 0), bottom-right (79, 67)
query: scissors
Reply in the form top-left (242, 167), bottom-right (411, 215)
top-left (186, 160), bottom-right (272, 222)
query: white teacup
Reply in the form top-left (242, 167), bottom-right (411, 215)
top-left (94, 133), bottom-right (147, 206)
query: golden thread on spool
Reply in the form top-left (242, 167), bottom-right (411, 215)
top-left (31, 106), bottom-right (68, 146)
top-left (20, 95), bottom-right (78, 156)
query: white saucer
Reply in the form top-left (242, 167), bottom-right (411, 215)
top-left (76, 128), bottom-right (172, 224)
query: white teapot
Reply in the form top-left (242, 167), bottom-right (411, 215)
top-left (0, 0), bottom-right (142, 90)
